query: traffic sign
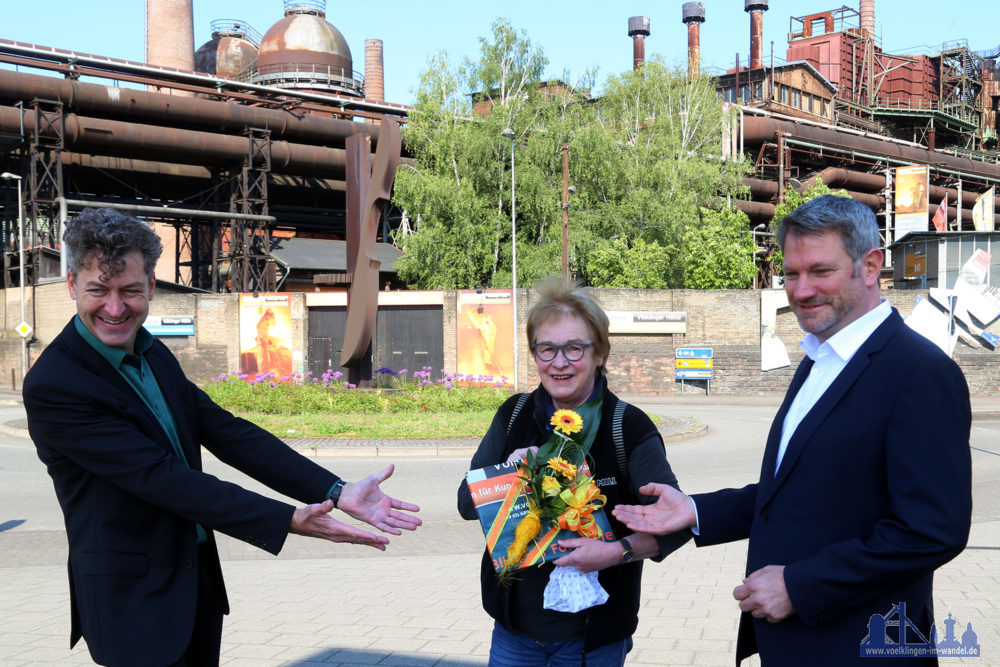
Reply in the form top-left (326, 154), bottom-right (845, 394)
top-left (675, 369), bottom-right (714, 379)
top-left (15, 321), bottom-right (32, 338)
top-left (676, 347), bottom-right (712, 359)
top-left (676, 358), bottom-right (713, 369)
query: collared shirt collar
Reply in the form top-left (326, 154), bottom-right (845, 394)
top-left (800, 299), bottom-right (892, 363)
top-left (74, 314), bottom-right (154, 369)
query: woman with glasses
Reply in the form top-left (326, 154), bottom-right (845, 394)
top-left (458, 277), bottom-right (688, 666)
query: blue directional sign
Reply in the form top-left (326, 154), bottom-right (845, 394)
top-left (676, 348), bottom-right (713, 359)
top-left (675, 369), bottom-right (714, 379)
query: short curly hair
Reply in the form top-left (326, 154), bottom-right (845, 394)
top-left (526, 275), bottom-right (610, 377)
top-left (63, 208), bottom-right (162, 278)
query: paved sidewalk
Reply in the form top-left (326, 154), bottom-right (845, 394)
top-left (2, 388), bottom-right (997, 666)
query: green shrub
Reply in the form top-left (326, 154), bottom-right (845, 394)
top-left (203, 367), bottom-right (512, 416)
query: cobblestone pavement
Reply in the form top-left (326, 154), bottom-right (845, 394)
top-left (1, 391), bottom-right (997, 666)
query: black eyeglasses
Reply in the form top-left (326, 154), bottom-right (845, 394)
top-left (531, 341), bottom-right (593, 362)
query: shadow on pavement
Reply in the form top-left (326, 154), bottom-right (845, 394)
top-left (287, 649), bottom-right (484, 666)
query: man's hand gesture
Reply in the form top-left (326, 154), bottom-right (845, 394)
top-left (611, 482), bottom-right (696, 535)
top-left (289, 500), bottom-right (390, 551)
top-left (337, 464), bottom-right (422, 535)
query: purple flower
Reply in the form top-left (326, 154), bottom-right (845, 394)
top-left (445, 381), bottom-right (452, 390)
top-left (268, 381), bottom-right (277, 388)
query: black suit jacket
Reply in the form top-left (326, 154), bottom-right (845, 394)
top-left (24, 319), bottom-right (337, 666)
top-left (693, 309), bottom-right (972, 666)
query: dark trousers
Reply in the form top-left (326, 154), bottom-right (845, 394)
top-left (168, 546), bottom-right (225, 667)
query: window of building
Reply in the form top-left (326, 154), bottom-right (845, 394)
top-left (753, 82), bottom-right (763, 99)
top-left (780, 85), bottom-right (788, 105)
top-left (741, 85), bottom-right (750, 102)
top-left (792, 89), bottom-right (801, 107)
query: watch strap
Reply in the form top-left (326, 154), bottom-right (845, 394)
top-left (619, 536), bottom-right (634, 563)
top-left (329, 479), bottom-right (346, 508)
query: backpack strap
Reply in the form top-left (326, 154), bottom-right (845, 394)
top-left (506, 392), bottom-right (530, 438)
top-left (613, 398), bottom-right (633, 494)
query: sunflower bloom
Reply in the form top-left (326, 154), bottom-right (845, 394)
top-left (541, 475), bottom-right (562, 497)
top-left (551, 409), bottom-right (584, 435)
top-left (547, 457), bottom-right (577, 480)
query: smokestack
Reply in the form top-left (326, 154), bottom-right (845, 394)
top-left (628, 16), bottom-right (650, 71)
top-left (860, 0), bottom-right (875, 38)
top-left (682, 3), bottom-right (706, 80)
top-left (745, 0), bottom-right (768, 70)
top-left (145, 0), bottom-right (195, 96)
top-left (364, 39), bottom-right (385, 102)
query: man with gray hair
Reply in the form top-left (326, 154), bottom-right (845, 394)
top-left (25, 208), bottom-right (421, 666)
top-left (615, 195), bottom-right (972, 665)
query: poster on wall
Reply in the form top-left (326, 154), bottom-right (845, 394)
top-left (239, 293), bottom-right (294, 379)
top-left (456, 290), bottom-right (514, 384)
top-left (760, 290), bottom-right (791, 371)
top-left (894, 165), bottom-right (929, 240)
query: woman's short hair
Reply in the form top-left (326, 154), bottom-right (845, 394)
top-left (526, 276), bottom-right (610, 377)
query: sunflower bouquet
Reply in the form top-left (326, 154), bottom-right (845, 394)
top-left (499, 407), bottom-right (608, 581)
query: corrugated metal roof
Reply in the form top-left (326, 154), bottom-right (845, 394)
top-left (268, 236), bottom-right (402, 272)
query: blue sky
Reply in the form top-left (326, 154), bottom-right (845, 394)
top-left (1, 1), bottom-right (995, 105)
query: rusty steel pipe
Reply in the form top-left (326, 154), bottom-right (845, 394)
top-left (732, 199), bottom-right (775, 220)
top-left (58, 152), bottom-right (347, 192)
top-left (745, 1), bottom-right (768, 70)
top-left (741, 116), bottom-right (1000, 183)
top-left (749, 14), bottom-right (763, 69)
top-left (796, 167), bottom-right (886, 193)
top-left (682, 4), bottom-right (705, 80)
top-left (0, 68), bottom-right (380, 146)
top-left (0, 104), bottom-right (351, 178)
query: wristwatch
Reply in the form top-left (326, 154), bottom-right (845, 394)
top-left (329, 479), bottom-right (346, 508)
top-left (619, 537), bottom-right (634, 564)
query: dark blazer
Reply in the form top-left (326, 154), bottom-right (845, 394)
top-left (693, 309), bottom-right (972, 666)
top-left (24, 319), bottom-right (338, 666)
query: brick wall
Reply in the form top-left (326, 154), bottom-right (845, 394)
top-left (2, 283), bottom-right (997, 395)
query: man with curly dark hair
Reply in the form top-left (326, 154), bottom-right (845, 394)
top-left (26, 208), bottom-right (421, 667)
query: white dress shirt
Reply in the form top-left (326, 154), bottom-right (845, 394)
top-left (773, 299), bottom-right (892, 474)
top-left (690, 299), bottom-right (892, 534)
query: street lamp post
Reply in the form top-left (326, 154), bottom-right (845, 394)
top-left (1, 172), bottom-right (26, 380)
top-left (561, 144), bottom-right (569, 278)
top-left (500, 128), bottom-right (518, 391)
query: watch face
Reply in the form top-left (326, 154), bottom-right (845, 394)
top-left (621, 538), bottom-right (634, 563)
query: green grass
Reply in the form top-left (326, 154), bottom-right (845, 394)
top-left (204, 370), bottom-right (660, 440)
top-left (203, 369), bottom-right (511, 439)
top-left (236, 409), bottom-right (498, 439)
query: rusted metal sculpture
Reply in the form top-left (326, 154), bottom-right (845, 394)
top-left (339, 119), bottom-right (401, 378)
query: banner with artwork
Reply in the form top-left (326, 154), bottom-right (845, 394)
top-left (972, 187), bottom-right (996, 232)
top-left (239, 293), bottom-right (294, 379)
top-left (456, 290), bottom-right (514, 384)
top-left (894, 165), bottom-right (929, 240)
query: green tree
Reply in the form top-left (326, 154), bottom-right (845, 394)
top-left (393, 23), bottom-right (754, 289)
top-left (683, 206), bottom-right (758, 289)
top-left (570, 60), bottom-right (750, 287)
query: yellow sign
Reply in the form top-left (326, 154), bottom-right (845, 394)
top-left (676, 358), bottom-right (713, 369)
top-left (15, 321), bottom-right (32, 338)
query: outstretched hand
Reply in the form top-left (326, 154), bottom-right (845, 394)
top-left (611, 483), bottom-right (696, 535)
top-left (337, 464), bottom-right (422, 535)
top-left (289, 500), bottom-right (389, 551)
